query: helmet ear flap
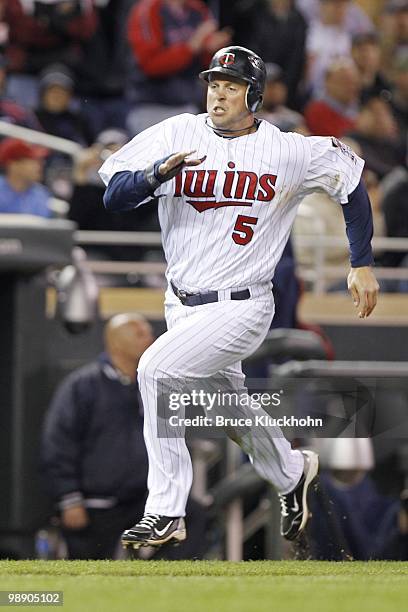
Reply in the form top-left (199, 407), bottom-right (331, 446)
top-left (245, 84), bottom-right (263, 113)
top-left (255, 94), bottom-right (263, 112)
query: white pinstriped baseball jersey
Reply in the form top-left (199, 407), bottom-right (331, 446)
top-left (99, 113), bottom-right (364, 292)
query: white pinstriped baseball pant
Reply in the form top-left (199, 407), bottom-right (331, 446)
top-left (138, 283), bottom-right (304, 517)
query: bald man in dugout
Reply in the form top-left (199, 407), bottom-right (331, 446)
top-left (61, 314), bottom-right (154, 531)
top-left (41, 313), bottom-right (155, 559)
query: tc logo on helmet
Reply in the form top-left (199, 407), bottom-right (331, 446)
top-left (219, 53), bottom-right (235, 66)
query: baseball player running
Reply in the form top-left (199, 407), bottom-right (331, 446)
top-left (100, 46), bottom-right (379, 549)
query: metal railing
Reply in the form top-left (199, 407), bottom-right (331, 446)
top-left (295, 235), bottom-right (408, 293)
top-left (0, 120), bottom-right (82, 157)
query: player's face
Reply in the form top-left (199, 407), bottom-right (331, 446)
top-left (206, 76), bottom-right (252, 130)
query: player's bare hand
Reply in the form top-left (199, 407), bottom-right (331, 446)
top-left (158, 151), bottom-right (206, 177)
top-left (61, 505), bottom-right (89, 530)
top-left (347, 266), bottom-right (379, 319)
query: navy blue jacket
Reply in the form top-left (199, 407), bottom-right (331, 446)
top-left (41, 356), bottom-right (148, 506)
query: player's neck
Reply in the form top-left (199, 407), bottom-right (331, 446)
top-left (207, 117), bottom-right (259, 138)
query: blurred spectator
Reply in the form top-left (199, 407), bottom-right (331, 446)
top-left (351, 32), bottom-right (392, 104)
top-left (348, 96), bottom-right (406, 178)
top-left (382, 168), bottom-right (408, 269)
top-left (76, 0), bottom-right (132, 141)
top-left (304, 59), bottom-right (360, 137)
top-left (381, 0), bottom-right (408, 74)
top-left (33, 64), bottom-right (92, 204)
top-left (310, 438), bottom-right (407, 560)
top-left (390, 53), bottom-right (408, 137)
top-left (306, 0), bottom-right (352, 96)
top-left (126, 0), bottom-right (231, 134)
top-left (237, 0), bottom-right (307, 109)
top-left (69, 128), bottom-right (127, 235)
top-left (41, 313), bottom-right (207, 560)
top-left (0, 137), bottom-right (51, 217)
top-left (69, 128), bottom-right (160, 262)
top-left (3, 0), bottom-right (98, 108)
top-left (258, 63), bottom-right (308, 133)
top-left (296, 0), bottom-right (374, 36)
top-left (35, 64), bottom-right (89, 144)
top-left (0, 55), bottom-right (41, 129)
top-left (294, 191), bottom-right (349, 269)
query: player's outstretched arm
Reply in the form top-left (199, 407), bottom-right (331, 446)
top-left (103, 152), bottom-right (206, 213)
top-left (347, 266), bottom-right (379, 319)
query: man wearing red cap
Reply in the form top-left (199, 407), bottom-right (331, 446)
top-left (0, 138), bottom-right (51, 217)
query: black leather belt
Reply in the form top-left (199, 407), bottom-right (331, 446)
top-left (171, 281), bottom-right (250, 306)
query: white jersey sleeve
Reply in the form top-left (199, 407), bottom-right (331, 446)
top-left (98, 115), bottom-right (178, 191)
top-left (299, 136), bottom-right (365, 204)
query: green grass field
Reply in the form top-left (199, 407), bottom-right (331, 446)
top-left (1, 560), bottom-right (407, 612)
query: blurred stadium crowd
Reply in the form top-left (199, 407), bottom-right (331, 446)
top-left (0, 0), bottom-right (408, 562)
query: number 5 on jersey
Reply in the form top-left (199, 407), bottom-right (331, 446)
top-left (232, 215), bottom-right (258, 245)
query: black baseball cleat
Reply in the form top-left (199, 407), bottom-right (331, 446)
top-left (278, 450), bottom-right (319, 541)
top-left (121, 514), bottom-right (186, 549)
